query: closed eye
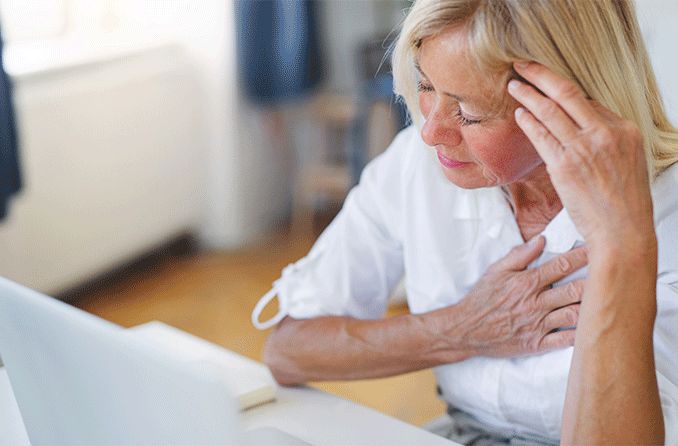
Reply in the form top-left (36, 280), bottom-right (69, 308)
top-left (455, 108), bottom-right (482, 126)
top-left (418, 81), bottom-right (483, 126)
top-left (417, 81), bottom-right (434, 93)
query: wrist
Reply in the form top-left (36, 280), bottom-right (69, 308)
top-left (419, 304), bottom-right (476, 364)
top-left (582, 237), bottom-right (658, 330)
top-left (587, 231), bottom-right (657, 267)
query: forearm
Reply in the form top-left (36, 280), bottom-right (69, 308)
top-left (561, 241), bottom-right (663, 445)
top-left (263, 310), bottom-right (471, 386)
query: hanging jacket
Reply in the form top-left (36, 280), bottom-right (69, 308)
top-left (0, 27), bottom-right (21, 221)
top-left (236, 0), bottom-right (323, 104)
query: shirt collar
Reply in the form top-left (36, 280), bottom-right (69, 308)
top-left (540, 208), bottom-right (584, 254)
top-left (483, 186), bottom-right (584, 253)
top-left (436, 159), bottom-right (585, 251)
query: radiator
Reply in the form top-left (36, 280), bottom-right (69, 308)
top-left (0, 43), bottom-right (206, 294)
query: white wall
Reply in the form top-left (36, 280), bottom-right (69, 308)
top-left (636, 0), bottom-right (678, 126)
top-left (111, 0), bottom-right (248, 249)
top-left (319, 0), bottom-right (407, 94)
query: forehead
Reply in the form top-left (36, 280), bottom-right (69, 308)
top-left (416, 26), bottom-right (501, 108)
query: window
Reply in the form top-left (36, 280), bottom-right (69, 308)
top-left (0, 0), bottom-right (122, 43)
top-left (0, 0), bottom-right (68, 42)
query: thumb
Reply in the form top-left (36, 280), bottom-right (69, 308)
top-left (492, 235), bottom-right (545, 272)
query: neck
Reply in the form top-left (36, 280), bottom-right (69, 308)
top-left (503, 166), bottom-right (563, 225)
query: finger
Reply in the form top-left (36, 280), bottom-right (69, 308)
top-left (508, 79), bottom-right (579, 143)
top-left (543, 303), bottom-right (580, 332)
top-left (538, 328), bottom-right (576, 352)
top-left (491, 235), bottom-right (545, 272)
top-left (538, 279), bottom-right (585, 311)
top-left (536, 246), bottom-right (588, 287)
top-left (513, 62), bottom-right (600, 129)
top-left (514, 107), bottom-right (563, 166)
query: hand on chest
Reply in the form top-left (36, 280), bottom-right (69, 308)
top-left (403, 201), bottom-right (586, 314)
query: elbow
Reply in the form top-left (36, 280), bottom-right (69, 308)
top-left (267, 364), bottom-right (303, 387)
top-left (263, 320), bottom-right (307, 387)
top-left (263, 342), bottom-right (299, 386)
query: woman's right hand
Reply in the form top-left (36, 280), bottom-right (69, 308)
top-left (433, 236), bottom-right (587, 359)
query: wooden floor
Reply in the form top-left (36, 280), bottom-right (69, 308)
top-left (73, 227), bottom-right (446, 427)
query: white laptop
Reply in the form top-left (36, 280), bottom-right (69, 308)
top-left (0, 276), bottom-right (309, 445)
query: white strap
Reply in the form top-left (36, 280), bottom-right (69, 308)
top-left (251, 288), bottom-right (286, 330)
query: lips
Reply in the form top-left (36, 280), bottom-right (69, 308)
top-left (436, 151), bottom-right (471, 169)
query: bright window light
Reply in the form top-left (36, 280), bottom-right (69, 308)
top-left (0, 0), bottom-right (68, 42)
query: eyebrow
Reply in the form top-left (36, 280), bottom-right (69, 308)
top-left (415, 62), bottom-right (471, 104)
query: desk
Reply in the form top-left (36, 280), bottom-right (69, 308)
top-left (0, 323), bottom-right (455, 446)
top-left (242, 385), bottom-right (454, 445)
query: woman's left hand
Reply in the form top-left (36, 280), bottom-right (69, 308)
top-left (507, 62), bottom-right (655, 252)
top-left (509, 63), bottom-right (664, 445)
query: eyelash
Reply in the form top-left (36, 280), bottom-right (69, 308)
top-left (454, 108), bottom-right (481, 126)
top-left (417, 81), bottom-right (434, 93)
top-left (417, 81), bottom-right (482, 126)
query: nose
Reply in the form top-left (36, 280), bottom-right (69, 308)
top-left (420, 103), bottom-right (463, 148)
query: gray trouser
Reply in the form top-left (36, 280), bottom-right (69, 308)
top-left (427, 406), bottom-right (560, 446)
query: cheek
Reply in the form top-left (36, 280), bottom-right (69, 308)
top-left (468, 126), bottom-right (542, 182)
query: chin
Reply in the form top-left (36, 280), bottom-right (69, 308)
top-left (440, 166), bottom-right (498, 189)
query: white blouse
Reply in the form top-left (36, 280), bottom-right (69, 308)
top-left (252, 126), bottom-right (678, 442)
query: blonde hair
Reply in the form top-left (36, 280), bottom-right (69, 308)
top-left (392, 0), bottom-right (678, 178)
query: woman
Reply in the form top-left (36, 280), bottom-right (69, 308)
top-left (252, 0), bottom-right (678, 443)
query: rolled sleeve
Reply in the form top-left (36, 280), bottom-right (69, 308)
top-left (276, 186), bottom-right (404, 320)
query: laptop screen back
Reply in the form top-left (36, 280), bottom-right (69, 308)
top-left (0, 277), bottom-right (241, 445)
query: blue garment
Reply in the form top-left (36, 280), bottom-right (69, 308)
top-left (236, 0), bottom-right (323, 104)
top-left (0, 28), bottom-right (21, 221)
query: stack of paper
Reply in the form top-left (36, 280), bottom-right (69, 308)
top-left (129, 321), bottom-right (277, 410)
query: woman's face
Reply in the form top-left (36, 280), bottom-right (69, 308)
top-left (417, 27), bottom-right (544, 188)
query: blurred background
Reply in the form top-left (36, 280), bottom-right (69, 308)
top-left (0, 0), bottom-right (676, 428)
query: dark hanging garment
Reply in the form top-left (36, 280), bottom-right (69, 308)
top-left (0, 27), bottom-right (21, 221)
top-left (236, 0), bottom-right (323, 104)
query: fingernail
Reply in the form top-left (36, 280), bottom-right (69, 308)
top-left (507, 79), bottom-right (521, 92)
top-left (515, 107), bottom-right (525, 118)
top-left (515, 61), bottom-right (530, 70)
top-left (529, 235), bottom-right (542, 246)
